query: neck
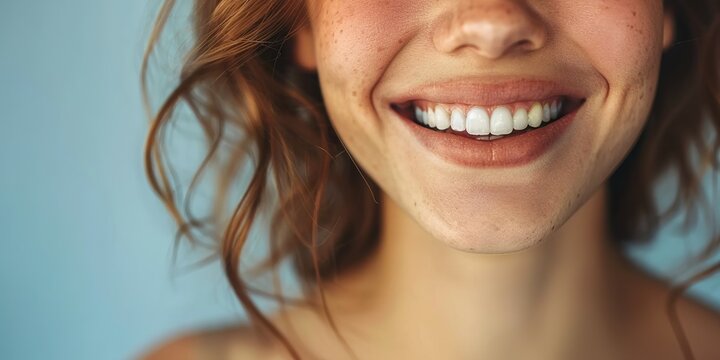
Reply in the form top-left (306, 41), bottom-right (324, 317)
top-left (320, 183), bottom-right (639, 359)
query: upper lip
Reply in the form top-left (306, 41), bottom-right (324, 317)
top-left (386, 77), bottom-right (588, 107)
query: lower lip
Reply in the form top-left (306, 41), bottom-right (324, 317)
top-left (394, 108), bottom-right (579, 168)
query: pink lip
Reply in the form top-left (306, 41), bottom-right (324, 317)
top-left (386, 77), bottom-right (587, 107)
top-left (392, 106), bottom-right (581, 168)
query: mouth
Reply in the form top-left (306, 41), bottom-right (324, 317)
top-left (391, 96), bottom-right (584, 141)
top-left (386, 79), bottom-right (587, 167)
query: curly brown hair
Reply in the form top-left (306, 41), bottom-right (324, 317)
top-left (142, 1), bottom-right (720, 359)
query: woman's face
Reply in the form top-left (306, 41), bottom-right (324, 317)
top-left (297, 0), bottom-right (673, 252)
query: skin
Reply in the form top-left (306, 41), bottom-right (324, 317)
top-left (141, 1), bottom-right (720, 359)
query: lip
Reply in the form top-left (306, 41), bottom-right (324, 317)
top-left (388, 99), bottom-right (584, 168)
top-left (386, 77), bottom-right (588, 107)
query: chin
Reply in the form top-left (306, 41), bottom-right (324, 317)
top-left (433, 222), bottom-right (545, 254)
top-left (417, 207), bottom-right (555, 254)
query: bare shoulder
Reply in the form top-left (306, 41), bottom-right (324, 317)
top-left (638, 272), bottom-right (720, 360)
top-left (673, 294), bottom-right (720, 359)
top-left (137, 324), bottom-right (284, 360)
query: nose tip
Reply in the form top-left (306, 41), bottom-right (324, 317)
top-left (433, 1), bottom-right (547, 59)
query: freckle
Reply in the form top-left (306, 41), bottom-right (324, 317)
top-left (352, 91), bottom-right (357, 96)
top-left (632, 11), bottom-right (637, 17)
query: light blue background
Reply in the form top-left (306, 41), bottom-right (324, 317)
top-left (0, 2), bottom-right (718, 360)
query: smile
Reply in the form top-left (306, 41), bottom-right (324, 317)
top-left (386, 79), bottom-right (587, 167)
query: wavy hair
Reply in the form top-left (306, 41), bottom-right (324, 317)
top-left (141, 1), bottom-right (720, 359)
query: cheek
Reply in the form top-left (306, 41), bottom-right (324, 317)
top-left (561, 0), bottom-right (665, 87)
top-left (313, 1), bottom-right (419, 90)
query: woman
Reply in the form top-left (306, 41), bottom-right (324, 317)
top-left (140, 0), bottom-right (720, 359)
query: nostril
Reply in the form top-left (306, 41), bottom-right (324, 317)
top-left (506, 39), bottom-right (539, 54)
top-left (514, 39), bottom-right (533, 49)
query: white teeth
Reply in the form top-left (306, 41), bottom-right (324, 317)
top-left (450, 108), bottom-right (465, 131)
top-left (466, 107), bottom-right (490, 136)
top-left (528, 103), bottom-right (543, 128)
top-left (427, 107), bottom-right (436, 128)
top-left (490, 106), bottom-right (513, 135)
top-left (412, 99), bottom-right (565, 138)
top-left (435, 106), bottom-right (450, 130)
top-left (513, 108), bottom-right (528, 131)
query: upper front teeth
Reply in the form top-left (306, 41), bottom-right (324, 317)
top-left (451, 108), bottom-right (465, 131)
top-left (414, 100), bottom-right (563, 136)
top-left (435, 107), bottom-right (450, 130)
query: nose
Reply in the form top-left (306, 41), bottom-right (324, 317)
top-left (432, 0), bottom-right (547, 59)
